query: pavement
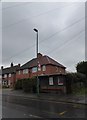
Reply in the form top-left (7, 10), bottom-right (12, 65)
top-left (2, 88), bottom-right (87, 105)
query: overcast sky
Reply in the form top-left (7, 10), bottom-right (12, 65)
top-left (1, 1), bottom-right (85, 72)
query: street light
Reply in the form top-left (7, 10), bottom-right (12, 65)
top-left (33, 28), bottom-right (39, 96)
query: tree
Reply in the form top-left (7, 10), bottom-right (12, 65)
top-left (76, 61), bottom-right (87, 77)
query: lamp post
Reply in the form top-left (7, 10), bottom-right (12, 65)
top-left (33, 28), bottom-right (39, 96)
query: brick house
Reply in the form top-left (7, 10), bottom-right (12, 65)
top-left (1, 63), bottom-right (20, 88)
top-left (16, 53), bottom-right (66, 93)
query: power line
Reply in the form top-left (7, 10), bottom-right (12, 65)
top-left (3, 16), bottom-right (85, 62)
top-left (2, 4), bottom-right (80, 29)
top-left (47, 29), bottom-right (85, 55)
top-left (40, 16), bottom-right (85, 44)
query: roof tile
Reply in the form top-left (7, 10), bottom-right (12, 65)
top-left (21, 54), bottom-right (66, 69)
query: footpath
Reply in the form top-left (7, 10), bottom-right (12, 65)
top-left (2, 88), bottom-right (87, 105)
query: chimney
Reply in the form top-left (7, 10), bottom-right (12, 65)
top-left (37, 53), bottom-right (42, 58)
top-left (1, 66), bottom-right (3, 69)
top-left (11, 62), bottom-right (13, 67)
top-left (18, 64), bottom-right (20, 67)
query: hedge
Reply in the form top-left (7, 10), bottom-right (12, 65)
top-left (14, 77), bottom-right (37, 93)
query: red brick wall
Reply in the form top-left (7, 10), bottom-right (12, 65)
top-left (44, 65), bottom-right (65, 75)
top-left (16, 70), bottom-right (29, 80)
top-left (3, 74), bottom-right (16, 87)
top-left (16, 65), bottom-right (65, 80)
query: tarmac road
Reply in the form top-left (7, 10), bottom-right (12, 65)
top-left (2, 94), bottom-right (87, 119)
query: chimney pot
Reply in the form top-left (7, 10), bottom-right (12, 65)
top-left (11, 62), bottom-right (13, 67)
top-left (18, 64), bottom-right (20, 67)
top-left (1, 66), bottom-right (3, 69)
top-left (37, 53), bottom-right (42, 58)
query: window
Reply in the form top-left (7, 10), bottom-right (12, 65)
top-left (49, 77), bottom-right (53, 85)
top-left (23, 69), bottom-right (28, 74)
top-left (18, 70), bottom-right (21, 75)
top-left (42, 65), bottom-right (46, 71)
top-left (4, 74), bottom-right (7, 78)
top-left (32, 67), bottom-right (37, 73)
top-left (58, 78), bottom-right (63, 85)
top-left (3, 80), bottom-right (7, 86)
top-left (9, 74), bottom-right (11, 77)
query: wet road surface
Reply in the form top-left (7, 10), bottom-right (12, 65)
top-left (2, 94), bottom-right (87, 118)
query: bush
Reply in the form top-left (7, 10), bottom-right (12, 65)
top-left (14, 77), bottom-right (37, 93)
top-left (22, 77), bottom-right (37, 93)
top-left (22, 78), bottom-right (32, 92)
top-left (72, 87), bottom-right (87, 95)
top-left (14, 79), bottom-right (23, 90)
top-left (31, 77), bottom-right (37, 93)
top-left (66, 72), bottom-right (86, 94)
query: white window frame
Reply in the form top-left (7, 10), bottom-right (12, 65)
top-left (58, 78), bottom-right (63, 85)
top-left (49, 77), bottom-right (53, 85)
top-left (23, 69), bottom-right (28, 74)
top-left (42, 65), bottom-right (46, 71)
top-left (4, 74), bottom-right (7, 78)
top-left (32, 67), bottom-right (37, 73)
top-left (9, 74), bottom-right (11, 77)
top-left (18, 70), bottom-right (21, 75)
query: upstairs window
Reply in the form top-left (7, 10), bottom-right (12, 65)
top-left (18, 70), bottom-right (21, 75)
top-left (9, 74), bottom-right (11, 77)
top-left (4, 74), bottom-right (7, 78)
top-left (42, 65), bottom-right (46, 71)
top-left (32, 67), bottom-right (37, 73)
top-left (23, 69), bottom-right (28, 74)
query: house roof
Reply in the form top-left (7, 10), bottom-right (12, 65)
top-left (21, 53), bottom-right (66, 70)
top-left (1, 65), bottom-right (20, 74)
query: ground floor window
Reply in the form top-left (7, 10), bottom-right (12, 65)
top-left (2, 80), bottom-right (8, 86)
top-left (58, 77), bottom-right (63, 85)
top-left (49, 77), bottom-right (53, 85)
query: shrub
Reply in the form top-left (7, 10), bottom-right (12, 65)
top-left (14, 77), bottom-right (37, 93)
top-left (31, 77), bottom-right (37, 93)
top-left (14, 79), bottom-right (23, 90)
top-left (22, 78), bottom-right (32, 92)
top-left (22, 77), bottom-right (37, 93)
top-left (66, 72), bottom-right (86, 94)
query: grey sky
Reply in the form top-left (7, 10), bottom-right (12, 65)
top-left (2, 2), bottom-right (85, 72)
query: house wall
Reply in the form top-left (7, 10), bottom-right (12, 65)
top-left (16, 70), bottom-right (29, 80)
top-left (2, 73), bottom-right (15, 87)
top-left (46, 65), bottom-right (65, 74)
top-left (16, 65), bottom-right (65, 80)
top-left (39, 75), bottom-right (66, 93)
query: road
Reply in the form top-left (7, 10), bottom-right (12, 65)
top-left (2, 94), bottom-right (87, 119)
